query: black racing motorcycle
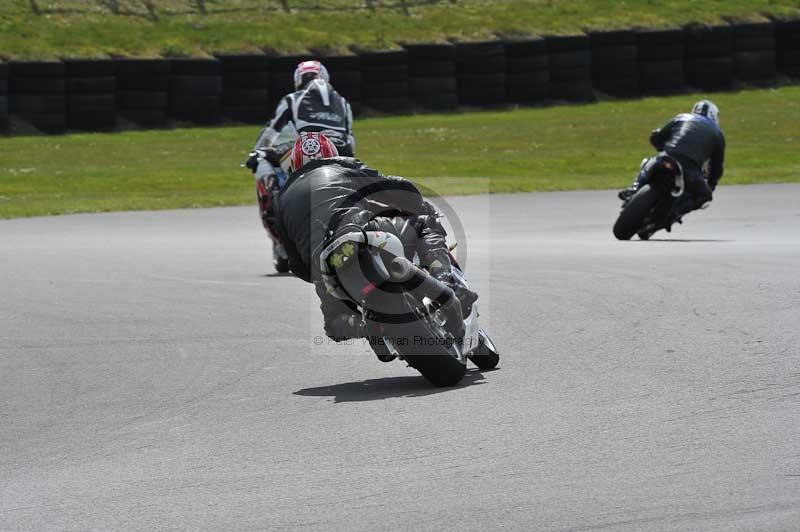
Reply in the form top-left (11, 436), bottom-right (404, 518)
top-left (318, 224), bottom-right (499, 387)
top-left (613, 154), bottom-right (686, 240)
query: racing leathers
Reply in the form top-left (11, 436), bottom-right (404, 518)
top-left (252, 79), bottom-right (355, 182)
top-left (630, 113), bottom-right (726, 221)
top-left (274, 157), bottom-right (455, 342)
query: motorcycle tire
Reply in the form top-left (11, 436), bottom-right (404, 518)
top-left (398, 306), bottom-right (466, 387)
top-left (613, 184), bottom-right (660, 240)
top-left (468, 329), bottom-right (500, 370)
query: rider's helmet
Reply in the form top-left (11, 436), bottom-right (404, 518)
top-left (691, 100), bottom-right (720, 125)
top-left (288, 132), bottom-right (339, 173)
top-left (293, 60), bottom-right (330, 90)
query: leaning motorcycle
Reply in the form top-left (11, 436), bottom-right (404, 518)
top-left (613, 154), bottom-right (686, 240)
top-left (319, 225), bottom-right (499, 387)
top-left (247, 144), bottom-right (293, 273)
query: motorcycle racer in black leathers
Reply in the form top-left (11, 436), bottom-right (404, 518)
top-left (619, 100), bottom-right (726, 230)
top-left (275, 132), bottom-right (475, 348)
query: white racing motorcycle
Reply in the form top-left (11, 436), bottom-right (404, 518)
top-left (249, 140), bottom-right (294, 273)
top-left (247, 127), bottom-right (299, 273)
top-left (254, 161), bottom-right (290, 273)
top-left (319, 227), bottom-right (499, 387)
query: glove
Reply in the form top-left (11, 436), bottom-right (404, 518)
top-left (245, 150), bottom-right (265, 172)
top-left (420, 200), bottom-right (439, 217)
top-left (265, 142), bottom-right (294, 166)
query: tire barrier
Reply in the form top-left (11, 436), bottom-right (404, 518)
top-left (456, 41), bottom-right (506, 106)
top-left (776, 19), bottom-right (800, 78)
top-left (360, 49), bottom-right (412, 113)
top-left (268, 54), bottom-right (309, 112)
top-left (733, 22), bottom-right (776, 84)
top-left (505, 38), bottom-right (549, 104)
top-left (547, 35), bottom-right (595, 102)
top-left (169, 58), bottom-right (222, 125)
top-left (219, 54), bottom-right (270, 124)
top-left (0, 62), bottom-right (8, 132)
top-left (733, 22), bottom-right (777, 85)
top-left (9, 60), bottom-right (67, 133)
top-left (405, 43), bottom-right (458, 111)
top-left (115, 58), bottom-right (170, 127)
top-left (1, 18), bottom-right (799, 135)
top-left (591, 30), bottom-right (639, 98)
top-left (320, 54), bottom-right (362, 116)
top-left (65, 59), bottom-right (116, 131)
top-left (685, 24), bottom-right (734, 91)
top-left (638, 28), bottom-right (685, 95)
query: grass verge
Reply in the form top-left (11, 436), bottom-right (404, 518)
top-left (1, 0), bottom-right (799, 59)
top-left (1, 85), bottom-right (798, 219)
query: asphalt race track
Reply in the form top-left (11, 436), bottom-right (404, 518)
top-left (2, 184), bottom-right (799, 531)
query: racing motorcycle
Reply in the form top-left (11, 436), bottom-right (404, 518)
top-left (247, 142), bottom-right (294, 273)
top-left (255, 168), bottom-right (290, 273)
top-left (613, 153), bottom-right (687, 240)
top-left (319, 225), bottom-right (499, 387)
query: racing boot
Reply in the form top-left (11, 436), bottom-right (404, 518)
top-left (431, 269), bottom-right (478, 319)
top-left (372, 341), bottom-right (397, 363)
top-left (422, 242), bottom-right (479, 319)
top-left (664, 214), bottom-right (683, 233)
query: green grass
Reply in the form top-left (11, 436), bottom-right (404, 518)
top-left (1, 85), bottom-right (799, 218)
top-left (1, 0), bottom-right (799, 59)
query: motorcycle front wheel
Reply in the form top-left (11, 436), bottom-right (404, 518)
top-left (613, 184), bottom-right (660, 240)
top-left (392, 298), bottom-right (467, 387)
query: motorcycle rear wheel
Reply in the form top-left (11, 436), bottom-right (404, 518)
top-left (613, 184), bottom-right (660, 240)
top-left (397, 300), bottom-right (467, 387)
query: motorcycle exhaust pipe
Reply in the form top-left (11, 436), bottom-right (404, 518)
top-left (388, 256), bottom-right (416, 282)
top-left (389, 257), bottom-right (460, 316)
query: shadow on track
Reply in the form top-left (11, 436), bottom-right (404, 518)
top-left (641, 239), bottom-right (733, 243)
top-left (294, 368), bottom-right (489, 403)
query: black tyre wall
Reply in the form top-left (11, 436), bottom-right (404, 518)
top-left (684, 24), bottom-right (734, 91)
top-left (0, 63), bottom-right (7, 132)
top-left (638, 28), bottom-right (685, 94)
top-left (547, 35), bottom-right (594, 101)
top-left (115, 59), bottom-right (170, 127)
top-left (360, 50), bottom-right (411, 113)
top-left (776, 19), bottom-right (800, 77)
top-left (505, 38), bottom-right (549, 103)
top-left (733, 22), bottom-right (777, 82)
top-left (268, 55), bottom-right (310, 110)
top-left (219, 54), bottom-right (270, 124)
top-left (320, 54), bottom-right (362, 116)
top-left (456, 41), bottom-right (506, 106)
top-left (2, 18), bottom-right (800, 135)
top-left (9, 61), bottom-right (66, 133)
top-left (591, 30), bottom-right (639, 97)
top-left (405, 43), bottom-right (458, 110)
top-left (65, 59), bottom-right (116, 131)
top-left (169, 58), bottom-right (222, 124)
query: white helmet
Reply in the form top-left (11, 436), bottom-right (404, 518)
top-left (293, 60), bottom-right (330, 90)
top-left (692, 100), bottom-right (720, 125)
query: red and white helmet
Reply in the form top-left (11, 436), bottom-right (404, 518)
top-left (293, 60), bottom-right (330, 90)
top-left (288, 132), bottom-right (339, 172)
